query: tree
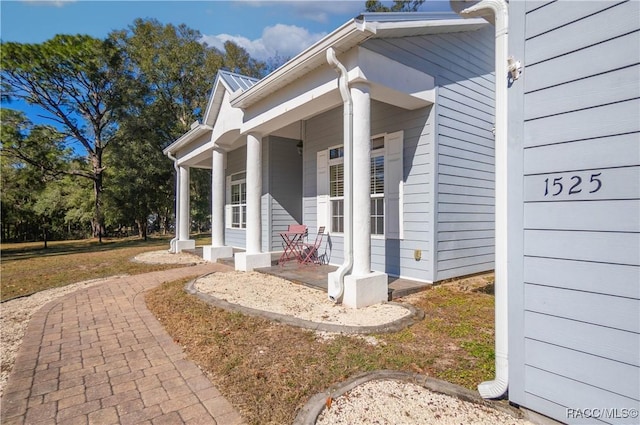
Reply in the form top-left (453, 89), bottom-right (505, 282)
top-left (1, 35), bottom-right (126, 241)
top-left (221, 41), bottom-right (266, 78)
top-left (1, 109), bottom-right (94, 242)
top-left (106, 20), bottom-right (266, 239)
top-left (365, 0), bottom-right (425, 12)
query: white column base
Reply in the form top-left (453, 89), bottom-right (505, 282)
top-left (175, 240), bottom-right (195, 252)
top-left (202, 245), bottom-right (233, 262)
top-left (343, 271), bottom-right (388, 309)
top-left (235, 252), bottom-right (272, 272)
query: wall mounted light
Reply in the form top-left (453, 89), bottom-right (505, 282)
top-left (296, 141), bottom-right (303, 156)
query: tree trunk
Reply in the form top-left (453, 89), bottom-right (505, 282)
top-left (91, 150), bottom-right (105, 243)
top-left (136, 219), bottom-right (148, 241)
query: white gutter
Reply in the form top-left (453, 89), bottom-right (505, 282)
top-left (166, 152), bottom-right (180, 254)
top-left (326, 47), bottom-right (353, 303)
top-left (458, 0), bottom-right (510, 399)
top-left (162, 122), bottom-right (213, 157)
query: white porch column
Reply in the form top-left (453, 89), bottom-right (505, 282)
top-left (235, 132), bottom-right (271, 271)
top-left (343, 82), bottom-right (388, 308)
top-left (352, 82), bottom-right (372, 276)
top-left (203, 147), bottom-right (233, 262)
top-left (175, 165), bottom-right (195, 252)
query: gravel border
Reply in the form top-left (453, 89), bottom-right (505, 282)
top-left (293, 370), bottom-right (527, 425)
top-left (185, 273), bottom-right (425, 334)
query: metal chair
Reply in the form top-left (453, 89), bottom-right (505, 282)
top-left (299, 226), bottom-right (325, 264)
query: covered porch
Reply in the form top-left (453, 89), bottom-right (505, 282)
top-left (203, 250), bottom-right (431, 300)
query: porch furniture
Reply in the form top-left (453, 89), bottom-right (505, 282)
top-left (299, 226), bottom-right (326, 265)
top-left (278, 224), bottom-right (307, 265)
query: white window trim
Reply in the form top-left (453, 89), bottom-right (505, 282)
top-left (324, 135), bottom-right (395, 238)
top-left (370, 139), bottom-right (386, 238)
top-left (226, 171), bottom-right (247, 229)
top-left (328, 144), bottom-right (345, 234)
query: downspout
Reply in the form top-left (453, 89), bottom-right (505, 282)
top-left (458, 0), bottom-right (510, 399)
top-left (326, 47), bottom-right (353, 303)
top-left (167, 152), bottom-right (180, 254)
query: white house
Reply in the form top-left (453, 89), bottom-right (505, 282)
top-left (164, 12), bottom-right (496, 308)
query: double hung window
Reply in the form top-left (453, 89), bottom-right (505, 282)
top-left (230, 172), bottom-right (246, 229)
top-left (328, 137), bottom-right (386, 236)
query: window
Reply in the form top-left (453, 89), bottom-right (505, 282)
top-left (328, 138), bottom-right (385, 236)
top-left (230, 172), bottom-right (246, 229)
top-left (329, 147), bottom-right (344, 233)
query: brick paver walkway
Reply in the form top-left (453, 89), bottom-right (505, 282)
top-left (1, 263), bottom-right (245, 425)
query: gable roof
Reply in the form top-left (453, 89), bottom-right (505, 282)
top-left (230, 12), bottom-right (487, 109)
top-left (202, 70), bottom-right (259, 127)
top-left (217, 70), bottom-right (260, 93)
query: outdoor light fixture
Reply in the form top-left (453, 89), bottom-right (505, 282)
top-left (297, 141), bottom-right (303, 156)
top-left (507, 56), bottom-right (522, 84)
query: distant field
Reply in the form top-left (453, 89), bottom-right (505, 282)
top-left (0, 235), bottom-right (210, 301)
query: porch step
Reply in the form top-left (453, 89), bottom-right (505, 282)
top-left (216, 252), bottom-right (281, 267)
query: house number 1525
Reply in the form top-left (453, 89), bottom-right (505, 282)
top-left (544, 172), bottom-right (602, 196)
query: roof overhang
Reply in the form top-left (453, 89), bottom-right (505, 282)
top-left (239, 46), bottom-right (437, 135)
top-left (163, 122), bottom-right (212, 157)
top-left (230, 13), bottom-right (487, 110)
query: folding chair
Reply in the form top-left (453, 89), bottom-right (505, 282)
top-left (299, 226), bottom-right (325, 264)
top-left (278, 224), bottom-right (307, 265)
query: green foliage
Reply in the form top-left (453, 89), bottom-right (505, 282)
top-left (1, 35), bottom-right (127, 238)
top-left (2, 19), bottom-right (268, 242)
top-left (365, 0), bottom-right (425, 12)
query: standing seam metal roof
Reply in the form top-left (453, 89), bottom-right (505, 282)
top-left (217, 70), bottom-right (260, 93)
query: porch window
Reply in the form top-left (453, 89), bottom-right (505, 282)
top-left (329, 148), bottom-right (344, 232)
top-left (230, 172), bottom-right (246, 229)
top-left (328, 139), bottom-right (385, 235)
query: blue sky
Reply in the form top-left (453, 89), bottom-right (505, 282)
top-left (1, 1), bottom-right (453, 61)
top-left (1, 0), bottom-right (453, 130)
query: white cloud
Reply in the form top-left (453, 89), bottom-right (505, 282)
top-left (201, 24), bottom-right (326, 61)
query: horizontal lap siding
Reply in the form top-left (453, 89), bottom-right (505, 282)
top-left (303, 101), bottom-right (435, 281)
top-left (268, 136), bottom-right (303, 250)
top-left (364, 26), bottom-right (495, 281)
top-left (513, 1), bottom-right (640, 422)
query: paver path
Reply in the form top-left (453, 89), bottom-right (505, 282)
top-left (1, 263), bottom-right (245, 425)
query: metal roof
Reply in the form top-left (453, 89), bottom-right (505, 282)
top-left (217, 70), bottom-right (259, 93)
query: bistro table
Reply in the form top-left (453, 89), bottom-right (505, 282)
top-left (278, 226), bottom-right (307, 265)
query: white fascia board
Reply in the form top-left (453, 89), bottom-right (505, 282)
top-left (345, 47), bottom-right (436, 107)
top-left (231, 16), bottom-right (485, 111)
top-left (239, 65), bottom-right (343, 135)
top-left (163, 124), bottom-right (213, 156)
top-left (176, 139), bottom-right (215, 167)
top-left (203, 78), bottom-right (227, 127)
top-left (239, 47), bottom-right (435, 134)
top-left (231, 18), bottom-right (372, 109)
top-left (374, 17), bottom-right (487, 34)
